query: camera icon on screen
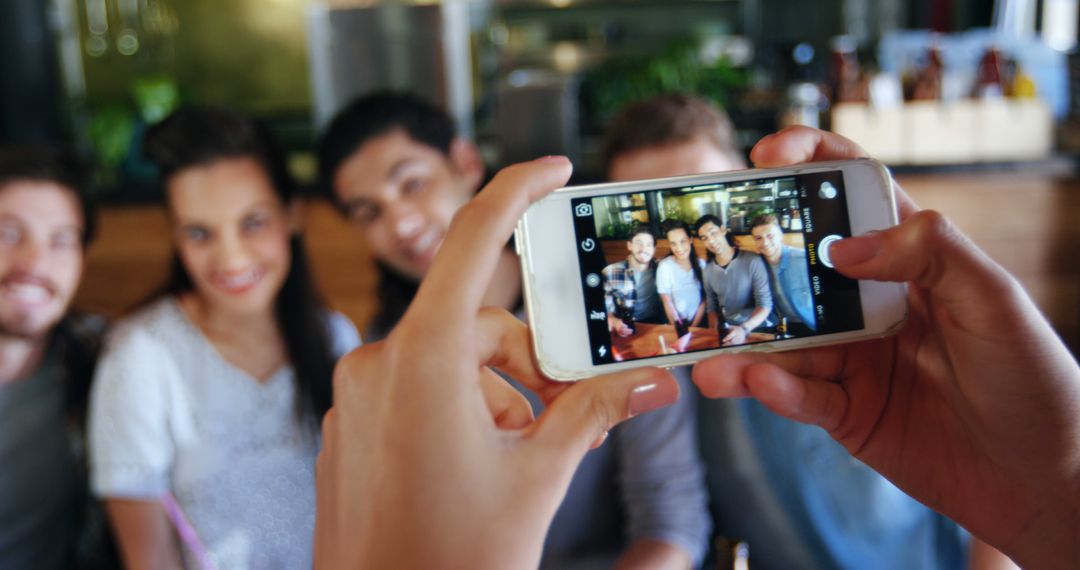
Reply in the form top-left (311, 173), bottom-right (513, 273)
top-left (575, 203), bottom-right (593, 217)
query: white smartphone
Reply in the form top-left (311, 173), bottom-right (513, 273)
top-left (515, 158), bottom-right (907, 381)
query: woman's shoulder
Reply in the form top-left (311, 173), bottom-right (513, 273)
top-left (103, 297), bottom-right (189, 353)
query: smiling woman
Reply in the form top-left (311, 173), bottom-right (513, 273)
top-left (87, 106), bottom-right (360, 569)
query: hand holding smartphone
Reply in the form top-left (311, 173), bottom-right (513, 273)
top-left (515, 158), bottom-right (907, 380)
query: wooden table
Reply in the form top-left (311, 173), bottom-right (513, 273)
top-left (610, 322), bottom-right (775, 360)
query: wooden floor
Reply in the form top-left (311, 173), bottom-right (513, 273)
top-left (73, 169), bottom-right (1080, 354)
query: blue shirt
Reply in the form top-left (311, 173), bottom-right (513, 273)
top-left (697, 396), bottom-right (969, 570)
top-left (767, 246), bottom-right (816, 330)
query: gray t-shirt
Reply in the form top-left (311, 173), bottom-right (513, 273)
top-left (631, 267), bottom-right (660, 322)
top-left (0, 351), bottom-right (82, 570)
top-left (702, 251), bottom-right (773, 326)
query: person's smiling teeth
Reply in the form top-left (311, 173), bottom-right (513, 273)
top-left (4, 282), bottom-right (50, 304)
top-left (219, 269), bottom-right (262, 290)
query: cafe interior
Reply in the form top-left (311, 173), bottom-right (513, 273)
top-left (1, 0), bottom-right (1079, 567)
top-left (1, 0), bottom-right (1076, 355)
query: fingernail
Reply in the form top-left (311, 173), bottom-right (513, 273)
top-left (535, 155), bottom-right (569, 164)
top-left (628, 382), bottom-right (677, 417)
top-left (829, 233), bottom-right (883, 266)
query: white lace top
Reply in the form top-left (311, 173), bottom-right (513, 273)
top-left (88, 297), bottom-right (360, 569)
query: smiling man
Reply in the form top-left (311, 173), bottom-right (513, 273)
top-left (750, 213), bottom-right (816, 332)
top-left (0, 146), bottom-right (111, 569)
top-left (318, 92), bottom-right (710, 569)
top-left (602, 224), bottom-right (664, 337)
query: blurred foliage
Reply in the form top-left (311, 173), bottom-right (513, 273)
top-left (601, 220), bottom-right (633, 239)
top-left (87, 106), bottom-right (136, 172)
top-left (131, 75), bottom-right (181, 123)
top-left (749, 205), bottom-right (774, 220)
top-left (662, 199), bottom-right (699, 226)
top-left (585, 38), bottom-right (749, 123)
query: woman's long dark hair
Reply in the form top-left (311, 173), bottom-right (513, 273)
top-left (661, 219), bottom-right (706, 301)
top-left (144, 106), bottom-right (336, 425)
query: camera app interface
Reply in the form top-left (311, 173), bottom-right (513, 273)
top-left (571, 170), bottom-right (864, 365)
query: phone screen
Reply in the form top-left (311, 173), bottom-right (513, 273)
top-left (571, 169), bottom-right (865, 365)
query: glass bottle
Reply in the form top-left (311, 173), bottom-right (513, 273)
top-left (974, 46), bottom-right (1006, 99)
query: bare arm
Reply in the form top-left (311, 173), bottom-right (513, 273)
top-left (689, 301), bottom-right (705, 328)
top-left (721, 305), bottom-right (771, 345)
top-left (741, 306), bottom-right (770, 332)
top-left (969, 537), bottom-right (1020, 570)
top-left (105, 499), bottom-right (183, 570)
top-left (660, 293), bottom-right (681, 326)
top-left (615, 539), bottom-right (692, 570)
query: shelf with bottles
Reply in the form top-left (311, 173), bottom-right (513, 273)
top-left (726, 196), bottom-right (803, 235)
top-left (594, 192), bottom-right (658, 239)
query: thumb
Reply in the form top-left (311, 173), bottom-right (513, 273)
top-left (828, 209), bottom-right (1021, 328)
top-left (522, 368), bottom-right (679, 469)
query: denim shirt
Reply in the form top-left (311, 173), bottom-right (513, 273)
top-left (698, 396), bottom-right (969, 570)
top-left (768, 246), bottom-right (816, 330)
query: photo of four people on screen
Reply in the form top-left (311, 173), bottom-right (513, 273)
top-left (598, 182), bottom-right (817, 361)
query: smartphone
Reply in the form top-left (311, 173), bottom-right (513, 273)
top-left (515, 158), bottom-right (907, 380)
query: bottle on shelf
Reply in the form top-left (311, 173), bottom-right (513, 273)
top-left (973, 45), bottom-right (1006, 99)
top-left (910, 43), bottom-right (944, 101)
top-left (828, 35), bottom-right (866, 104)
top-left (789, 209), bottom-right (803, 231)
top-left (775, 316), bottom-right (789, 339)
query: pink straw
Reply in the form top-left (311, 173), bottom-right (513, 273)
top-left (161, 493), bottom-right (218, 570)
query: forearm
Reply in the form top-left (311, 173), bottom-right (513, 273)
top-left (609, 314), bottom-right (624, 332)
top-left (105, 499), bottom-right (183, 570)
top-left (968, 536), bottom-right (1018, 570)
top-left (742, 306), bottom-right (770, 331)
top-left (660, 294), bottom-right (680, 324)
top-left (615, 539), bottom-right (691, 570)
top-left (1001, 487), bottom-right (1080, 570)
top-left (690, 303), bottom-right (705, 328)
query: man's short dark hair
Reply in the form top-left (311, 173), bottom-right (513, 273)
top-left (694, 213), bottom-right (736, 246)
top-left (628, 224), bottom-right (655, 244)
top-left (316, 91), bottom-right (455, 207)
top-left (602, 93), bottom-right (740, 174)
top-left (750, 213), bottom-right (780, 231)
top-left (0, 145), bottom-right (96, 246)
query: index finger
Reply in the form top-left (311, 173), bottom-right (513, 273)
top-left (409, 156), bottom-right (573, 323)
top-left (751, 127), bottom-right (922, 221)
top-left (749, 126), bottom-right (869, 167)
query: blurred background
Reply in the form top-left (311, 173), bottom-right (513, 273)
top-left (1, 0), bottom-right (1077, 354)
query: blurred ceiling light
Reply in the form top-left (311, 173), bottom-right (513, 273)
top-left (1042, 0), bottom-right (1078, 52)
top-left (86, 0), bottom-right (108, 35)
top-left (116, 30), bottom-right (140, 55)
top-left (550, 0), bottom-right (572, 8)
top-left (85, 35), bottom-right (108, 57)
top-left (552, 41), bottom-right (581, 73)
